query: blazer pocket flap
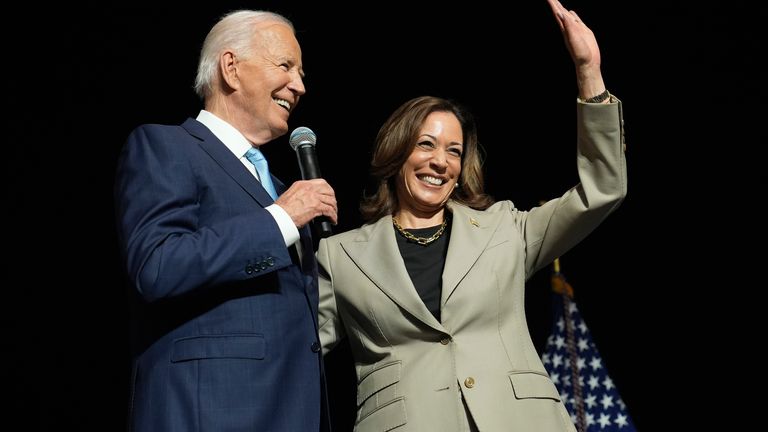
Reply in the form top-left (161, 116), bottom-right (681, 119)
top-left (357, 361), bottom-right (402, 406)
top-left (171, 335), bottom-right (265, 362)
top-left (357, 397), bottom-right (407, 431)
top-left (508, 372), bottom-right (561, 401)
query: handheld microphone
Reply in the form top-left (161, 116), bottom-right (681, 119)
top-left (289, 127), bottom-right (333, 238)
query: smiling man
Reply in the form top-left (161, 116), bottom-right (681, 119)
top-left (114, 10), bottom-right (336, 431)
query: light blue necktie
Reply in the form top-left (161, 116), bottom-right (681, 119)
top-left (245, 147), bottom-right (278, 200)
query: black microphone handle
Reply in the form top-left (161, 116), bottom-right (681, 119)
top-left (295, 144), bottom-right (333, 238)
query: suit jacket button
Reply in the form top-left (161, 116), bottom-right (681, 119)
top-left (440, 337), bottom-right (451, 345)
top-left (245, 265), bottom-right (254, 274)
top-left (464, 377), bottom-right (475, 388)
top-left (311, 341), bottom-right (321, 353)
top-left (266, 257), bottom-right (275, 266)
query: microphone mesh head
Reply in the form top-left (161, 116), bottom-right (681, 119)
top-left (289, 126), bottom-right (317, 150)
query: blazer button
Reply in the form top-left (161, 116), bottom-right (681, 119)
top-left (266, 257), bottom-right (275, 266)
top-left (245, 265), bottom-right (254, 274)
top-left (311, 341), bottom-right (321, 353)
top-left (464, 377), bottom-right (475, 388)
top-left (440, 337), bottom-right (451, 345)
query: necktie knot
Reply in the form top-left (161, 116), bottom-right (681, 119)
top-left (245, 147), bottom-right (278, 200)
top-left (245, 147), bottom-right (263, 161)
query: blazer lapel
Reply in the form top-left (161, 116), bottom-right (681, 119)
top-left (340, 216), bottom-right (444, 333)
top-left (273, 176), bottom-right (289, 197)
top-left (298, 224), bottom-right (315, 274)
top-left (182, 118), bottom-right (275, 208)
top-left (442, 202), bottom-right (498, 305)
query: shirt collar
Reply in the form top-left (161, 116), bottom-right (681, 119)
top-left (196, 110), bottom-right (253, 158)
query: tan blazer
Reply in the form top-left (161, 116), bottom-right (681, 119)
top-left (318, 100), bottom-right (627, 432)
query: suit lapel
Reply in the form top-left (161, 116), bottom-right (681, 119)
top-left (442, 202), bottom-right (498, 305)
top-left (273, 176), bottom-right (289, 197)
top-left (298, 225), bottom-right (315, 274)
top-left (182, 118), bottom-right (275, 208)
top-left (340, 216), bottom-right (444, 333)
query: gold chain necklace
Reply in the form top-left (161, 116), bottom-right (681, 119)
top-left (392, 216), bottom-right (449, 245)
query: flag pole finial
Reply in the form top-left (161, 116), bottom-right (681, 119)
top-left (551, 257), bottom-right (574, 298)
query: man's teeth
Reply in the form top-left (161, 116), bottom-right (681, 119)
top-left (274, 99), bottom-right (290, 110)
top-left (419, 175), bottom-right (444, 185)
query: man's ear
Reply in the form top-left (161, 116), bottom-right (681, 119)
top-left (219, 50), bottom-right (239, 90)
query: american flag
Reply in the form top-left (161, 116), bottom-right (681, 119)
top-left (541, 271), bottom-right (637, 432)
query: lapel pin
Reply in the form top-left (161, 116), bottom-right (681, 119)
top-left (469, 217), bottom-right (479, 227)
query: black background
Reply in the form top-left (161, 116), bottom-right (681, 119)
top-left (6, 1), bottom-right (761, 430)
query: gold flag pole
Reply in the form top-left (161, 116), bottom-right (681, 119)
top-left (551, 257), bottom-right (584, 431)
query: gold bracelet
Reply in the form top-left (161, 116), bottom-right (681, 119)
top-left (582, 89), bottom-right (610, 103)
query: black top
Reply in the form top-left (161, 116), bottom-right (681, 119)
top-left (394, 221), bottom-right (451, 322)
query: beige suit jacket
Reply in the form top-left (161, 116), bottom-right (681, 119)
top-left (318, 99), bottom-right (627, 431)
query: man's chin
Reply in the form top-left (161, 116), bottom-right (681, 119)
top-left (271, 123), bottom-right (289, 139)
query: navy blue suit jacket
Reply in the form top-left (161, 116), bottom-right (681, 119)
top-left (115, 118), bottom-right (326, 431)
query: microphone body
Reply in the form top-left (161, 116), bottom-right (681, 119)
top-left (289, 127), bottom-right (333, 238)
